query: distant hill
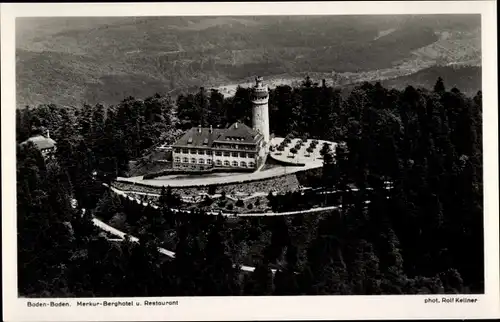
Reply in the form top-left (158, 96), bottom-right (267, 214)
top-left (16, 15), bottom-right (481, 108)
top-left (382, 65), bottom-right (481, 96)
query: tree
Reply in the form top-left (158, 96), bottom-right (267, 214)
top-left (434, 77), bottom-right (446, 93)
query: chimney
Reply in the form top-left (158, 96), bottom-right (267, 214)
top-left (235, 122), bottom-right (238, 129)
top-left (322, 79), bottom-right (326, 87)
top-left (209, 125), bottom-right (213, 133)
top-left (198, 124), bottom-right (202, 133)
top-left (46, 129), bottom-right (50, 138)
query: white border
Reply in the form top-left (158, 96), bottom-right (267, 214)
top-left (2, 2), bottom-right (498, 321)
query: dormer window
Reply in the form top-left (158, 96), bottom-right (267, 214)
top-left (188, 137), bottom-right (193, 144)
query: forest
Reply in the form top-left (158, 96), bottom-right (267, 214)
top-left (17, 76), bottom-right (483, 296)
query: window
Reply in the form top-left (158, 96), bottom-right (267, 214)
top-left (224, 160), bottom-right (230, 166)
top-left (206, 150), bottom-right (212, 155)
top-left (198, 150), bottom-right (204, 155)
top-left (199, 159), bottom-right (205, 164)
top-left (249, 162), bottom-right (255, 168)
top-left (183, 157), bottom-right (189, 163)
top-left (223, 152), bottom-right (230, 157)
top-left (239, 152), bottom-right (246, 158)
top-left (248, 153), bottom-right (255, 158)
top-left (240, 161), bottom-right (247, 167)
top-left (191, 158), bottom-right (196, 164)
top-left (215, 151), bottom-right (222, 156)
top-left (232, 152), bottom-right (238, 157)
top-left (216, 160), bottom-right (222, 166)
top-left (175, 157), bottom-right (180, 163)
top-left (174, 148), bottom-right (180, 153)
top-left (207, 159), bottom-right (212, 164)
top-left (232, 161), bottom-right (238, 167)
top-left (182, 149), bottom-right (188, 154)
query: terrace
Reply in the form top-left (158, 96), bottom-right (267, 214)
top-left (268, 136), bottom-right (337, 166)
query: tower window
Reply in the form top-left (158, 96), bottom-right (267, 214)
top-left (191, 158), bottom-right (196, 164)
top-left (224, 160), bottom-right (230, 166)
top-left (199, 159), bottom-right (205, 164)
top-left (216, 160), bottom-right (222, 166)
top-left (232, 161), bottom-right (238, 167)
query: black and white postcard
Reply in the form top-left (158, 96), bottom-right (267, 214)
top-left (2, 1), bottom-right (499, 321)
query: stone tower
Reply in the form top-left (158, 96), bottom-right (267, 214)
top-left (251, 76), bottom-right (270, 144)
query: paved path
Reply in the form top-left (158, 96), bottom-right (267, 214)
top-left (116, 162), bottom-right (321, 188)
top-left (92, 216), bottom-right (269, 273)
top-left (93, 183), bottom-right (389, 277)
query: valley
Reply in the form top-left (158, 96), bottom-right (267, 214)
top-left (16, 15), bottom-right (481, 108)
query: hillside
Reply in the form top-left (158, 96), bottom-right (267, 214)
top-left (381, 65), bottom-right (481, 95)
top-left (16, 15), bottom-right (481, 108)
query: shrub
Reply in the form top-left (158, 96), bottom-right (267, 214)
top-left (306, 147), bottom-right (314, 153)
top-left (236, 199), bottom-right (244, 207)
top-left (254, 199), bottom-right (261, 206)
top-left (203, 196), bottom-right (213, 206)
top-left (226, 203), bottom-right (234, 210)
top-left (290, 148), bottom-right (297, 154)
top-left (247, 203), bottom-right (254, 210)
top-left (208, 184), bottom-right (217, 195)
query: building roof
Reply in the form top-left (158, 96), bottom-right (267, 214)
top-left (215, 122), bottom-right (261, 143)
top-left (173, 126), bottom-right (225, 148)
top-left (173, 122), bottom-right (261, 148)
top-left (22, 135), bottom-right (56, 150)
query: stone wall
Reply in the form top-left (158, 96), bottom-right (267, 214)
top-left (112, 174), bottom-right (300, 197)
